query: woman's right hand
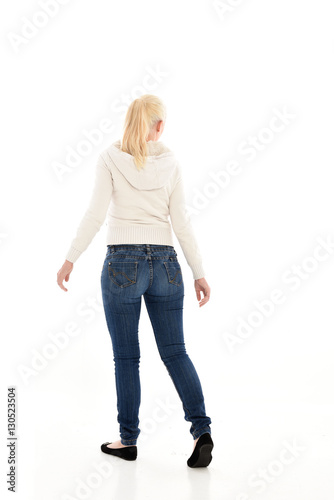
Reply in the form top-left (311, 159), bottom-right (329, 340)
top-left (57, 259), bottom-right (74, 292)
top-left (194, 277), bottom-right (210, 307)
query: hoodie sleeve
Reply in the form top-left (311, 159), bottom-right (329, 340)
top-left (169, 164), bottom-right (205, 280)
top-left (65, 154), bottom-right (113, 263)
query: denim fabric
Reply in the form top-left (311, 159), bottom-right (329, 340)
top-left (100, 244), bottom-right (211, 445)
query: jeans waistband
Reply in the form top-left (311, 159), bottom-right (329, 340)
top-left (107, 244), bottom-right (175, 254)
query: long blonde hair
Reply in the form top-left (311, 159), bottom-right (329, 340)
top-left (121, 94), bottom-right (166, 171)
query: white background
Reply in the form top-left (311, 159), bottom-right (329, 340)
top-left (1, 1), bottom-right (334, 499)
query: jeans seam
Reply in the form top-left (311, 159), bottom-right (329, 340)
top-left (121, 438), bottom-right (137, 445)
top-left (193, 427), bottom-right (211, 439)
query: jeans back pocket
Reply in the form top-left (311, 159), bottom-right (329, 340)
top-left (108, 261), bottom-right (138, 288)
top-left (163, 259), bottom-right (183, 286)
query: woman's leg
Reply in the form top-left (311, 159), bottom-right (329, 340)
top-left (100, 253), bottom-right (145, 446)
top-left (143, 252), bottom-right (211, 441)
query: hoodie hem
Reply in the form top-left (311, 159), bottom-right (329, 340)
top-left (106, 225), bottom-right (174, 246)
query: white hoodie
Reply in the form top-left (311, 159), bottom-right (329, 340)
top-left (65, 139), bottom-right (205, 280)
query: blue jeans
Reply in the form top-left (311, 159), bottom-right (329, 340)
top-left (100, 244), bottom-right (212, 446)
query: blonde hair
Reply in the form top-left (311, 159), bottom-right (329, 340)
top-left (121, 94), bottom-right (166, 170)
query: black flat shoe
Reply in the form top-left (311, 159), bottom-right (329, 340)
top-left (101, 442), bottom-right (137, 461)
top-left (187, 433), bottom-right (214, 468)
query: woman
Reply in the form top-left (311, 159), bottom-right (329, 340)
top-left (57, 94), bottom-right (213, 468)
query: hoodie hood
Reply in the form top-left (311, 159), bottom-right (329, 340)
top-left (106, 139), bottom-right (177, 191)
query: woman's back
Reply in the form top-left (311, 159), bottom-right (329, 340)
top-left (64, 137), bottom-right (206, 281)
top-left (104, 139), bottom-right (177, 230)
